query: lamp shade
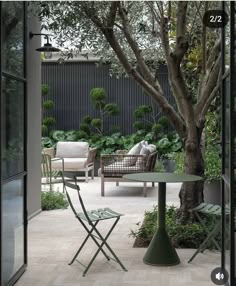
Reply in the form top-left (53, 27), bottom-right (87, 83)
top-left (36, 43), bottom-right (60, 52)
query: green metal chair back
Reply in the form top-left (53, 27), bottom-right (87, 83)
top-left (63, 178), bottom-right (91, 223)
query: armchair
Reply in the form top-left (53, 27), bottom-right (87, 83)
top-left (51, 142), bottom-right (97, 182)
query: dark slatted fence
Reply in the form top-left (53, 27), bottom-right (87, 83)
top-left (42, 61), bottom-right (174, 135)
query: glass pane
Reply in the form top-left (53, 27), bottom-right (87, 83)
top-left (224, 76), bottom-right (230, 178)
top-left (2, 2), bottom-right (24, 76)
top-left (2, 179), bottom-right (24, 285)
top-left (1, 77), bottom-right (24, 179)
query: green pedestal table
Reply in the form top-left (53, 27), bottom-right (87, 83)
top-left (123, 172), bottom-right (203, 266)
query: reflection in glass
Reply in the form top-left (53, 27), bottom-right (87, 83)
top-left (1, 77), bottom-right (24, 179)
top-left (2, 179), bottom-right (24, 285)
top-left (224, 183), bottom-right (230, 277)
top-left (2, 2), bottom-right (24, 76)
top-left (224, 77), bottom-right (230, 178)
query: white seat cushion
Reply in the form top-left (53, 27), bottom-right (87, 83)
top-left (56, 142), bottom-right (89, 158)
top-left (51, 158), bottom-right (88, 171)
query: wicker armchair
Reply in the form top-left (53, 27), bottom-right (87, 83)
top-left (100, 150), bottom-right (157, 197)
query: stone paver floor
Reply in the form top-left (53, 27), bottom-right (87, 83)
top-left (16, 178), bottom-right (220, 286)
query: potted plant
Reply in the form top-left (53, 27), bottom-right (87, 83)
top-left (204, 146), bottom-right (221, 205)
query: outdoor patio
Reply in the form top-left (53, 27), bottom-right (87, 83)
top-left (16, 178), bottom-right (219, 286)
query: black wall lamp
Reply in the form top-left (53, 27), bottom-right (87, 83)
top-left (29, 32), bottom-right (60, 59)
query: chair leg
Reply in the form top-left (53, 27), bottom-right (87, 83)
top-left (85, 168), bottom-right (88, 183)
top-left (152, 182), bottom-right (155, 187)
top-left (116, 181), bottom-right (119, 186)
top-left (101, 175), bottom-right (105, 196)
top-left (188, 221), bottom-right (221, 263)
top-left (83, 218), bottom-right (127, 276)
top-left (69, 221), bottom-right (110, 266)
top-left (143, 182), bottom-right (147, 197)
top-left (91, 167), bottom-right (94, 180)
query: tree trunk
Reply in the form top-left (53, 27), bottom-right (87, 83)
top-left (178, 131), bottom-right (204, 223)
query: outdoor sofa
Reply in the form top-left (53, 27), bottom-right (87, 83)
top-left (99, 142), bottom-right (158, 197)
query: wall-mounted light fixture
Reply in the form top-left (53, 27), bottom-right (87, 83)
top-left (29, 32), bottom-right (60, 59)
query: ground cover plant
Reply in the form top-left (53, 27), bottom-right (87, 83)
top-left (41, 191), bottom-right (68, 211)
top-left (130, 205), bottom-right (221, 249)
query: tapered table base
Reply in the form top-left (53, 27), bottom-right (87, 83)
top-left (143, 182), bottom-right (180, 266)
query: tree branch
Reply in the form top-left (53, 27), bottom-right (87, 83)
top-left (195, 53), bottom-right (221, 119)
top-left (118, 3), bottom-right (160, 90)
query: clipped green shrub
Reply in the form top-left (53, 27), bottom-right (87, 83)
top-left (91, 118), bottom-right (102, 128)
top-left (77, 130), bottom-right (89, 139)
top-left (90, 87), bottom-right (106, 102)
top-left (133, 121), bottom-right (144, 130)
top-left (42, 125), bottom-right (48, 136)
top-left (130, 205), bottom-right (220, 249)
top-left (81, 115), bottom-right (92, 124)
top-left (43, 100), bottom-right (54, 110)
top-left (41, 191), bottom-right (68, 210)
top-left (104, 103), bottom-right (119, 115)
top-left (152, 123), bottom-right (162, 134)
top-left (42, 117), bottom-right (56, 126)
top-left (158, 116), bottom-right (169, 127)
top-left (41, 84), bottom-right (49, 96)
top-left (79, 123), bottom-right (90, 134)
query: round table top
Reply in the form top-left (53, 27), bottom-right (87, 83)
top-left (123, 172), bottom-right (203, 183)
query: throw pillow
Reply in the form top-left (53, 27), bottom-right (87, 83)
top-left (123, 142), bottom-right (142, 166)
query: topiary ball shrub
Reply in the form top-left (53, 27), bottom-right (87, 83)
top-left (41, 191), bottom-right (68, 211)
top-left (91, 118), bottom-right (102, 128)
top-left (90, 87), bottom-right (106, 102)
top-left (130, 205), bottom-right (220, 249)
top-left (158, 116), bottom-right (169, 127)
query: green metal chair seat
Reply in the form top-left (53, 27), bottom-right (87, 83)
top-left (77, 208), bottom-right (123, 222)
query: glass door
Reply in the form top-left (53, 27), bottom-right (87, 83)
top-left (0, 2), bottom-right (27, 285)
top-left (222, 2), bottom-right (236, 285)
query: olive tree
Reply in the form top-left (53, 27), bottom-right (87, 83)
top-left (39, 1), bottom-right (222, 222)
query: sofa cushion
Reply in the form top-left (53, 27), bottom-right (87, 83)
top-left (147, 144), bottom-right (156, 153)
top-left (123, 142), bottom-right (142, 166)
top-left (56, 142), bottom-right (89, 158)
top-left (51, 158), bottom-right (88, 171)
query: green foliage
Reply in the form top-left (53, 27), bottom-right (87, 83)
top-left (42, 125), bottom-right (48, 136)
top-left (41, 84), bottom-right (49, 96)
top-left (205, 111), bottom-right (221, 146)
top-left (41, 84), bottom-right (56, 136)
top-left (152, 123), bottom-right (162, 135)
top-left (130, 205), bottom-right (220, 249)
top-left (41, 137), bottom-right (54, 148)
top-left (65, 130), bottom-right (80, 141)
top-left (172, 152), bottom-right (184, 174)
top-left (158, 116), bottom-right (169, 127)
top-left (90, 87), bottom-right (106, 103)
top-left (42, 117), bottom-right (56, 126)
top-left (79, 123), bottom-right (90, 135)
top-left (103, 103), bottom-right (119, 115)
top-left (133, 121), bottom-right (144, 130)
top-left (77, 130), bottom-right (89, 139)
top-left (204, 146), bottom-right (221, 183)
top-left (91, 118), bottom-right (102, 128)
top-left (81, 115), bottom-right (92, 124)
top-left (156, 134), bottom-right (182, 156)
top-left (134, 105), bottom-right (152, 118)
top-left (51, 130), bottom-right (65, 141)
top-left (41, 191), bottom-right (68, 210)
top-left (43, 100), bottom-right (54, 110)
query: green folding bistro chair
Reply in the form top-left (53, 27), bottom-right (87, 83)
top-left (63, 175), bottom-right (128, 276)
top-left (188, 203), bottom-right (229, 263)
